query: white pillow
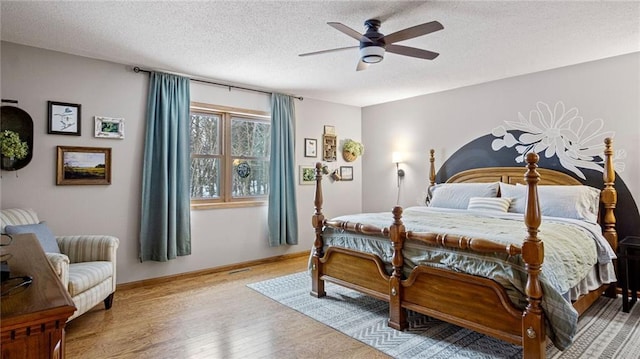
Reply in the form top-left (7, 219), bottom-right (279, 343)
top-left (429, 182), bottom-right (499, 210)
top-left (498, 183), bottom-right (526, 212)
top-left (467, 197), bottom-right (512, 213)
top-left (499, 183), bottom-right (600, 222)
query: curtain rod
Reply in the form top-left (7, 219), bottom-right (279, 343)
top-left (133, 67), bottom-right (303, 101)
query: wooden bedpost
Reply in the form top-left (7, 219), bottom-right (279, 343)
top-left (601, 137), bottom-right (618, 251)
top-left (388, 206), bottom-right (407, 330)
top-left (429, 149), bottom-right (436, 187)
top-left (311, 162), bottom-right (326, 298)
top-left (601, 137), bottom-right (618, 298)
top-left (521, 152), bottom-right (546, 359)
top-left (425, 149), bottom-right (436, 205)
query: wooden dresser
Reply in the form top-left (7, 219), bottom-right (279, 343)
top-left (1, 234), bottom-right (76, 359)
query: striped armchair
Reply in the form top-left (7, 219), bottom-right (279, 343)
top-left (1, 208), bottom-right (119, 321)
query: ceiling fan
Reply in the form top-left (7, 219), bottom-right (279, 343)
top-left (299, 19), bottom-right (444, 71)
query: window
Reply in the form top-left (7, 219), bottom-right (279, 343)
top-left (190, 102), bottom-right (270, 208)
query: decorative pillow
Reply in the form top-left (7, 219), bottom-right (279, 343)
top-left (467, 197), bottom-right (512, 213)
top-left (498, 183), bottom-right (525, 212)
top-left (499, 183), bottom-right (600, 222)
top-left (4, 222), bottom-right (60, 253)
top-left (429, 182), bottom-right (499, 210)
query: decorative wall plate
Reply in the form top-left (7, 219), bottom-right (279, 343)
top-left (236, 162), bottom-right (251, 178)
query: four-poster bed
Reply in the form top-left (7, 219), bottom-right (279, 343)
top-left (309, 138), bottom-right (618, 359)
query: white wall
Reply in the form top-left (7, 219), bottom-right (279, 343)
top-left (0, 42), bottom-right (363, 284)
top-left (361, 52), bottom-right (640, 215)
top-left (295, 97), bottom-right (363, 224)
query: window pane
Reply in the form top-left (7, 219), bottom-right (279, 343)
top-left (231, 159), bottom-right (269, 198)
top-left (191, 113), bottom-right (220, 155)
top-left (231, 117), bottom-right (270, 157)
top-left (191, 157), bottom-right (220, 199)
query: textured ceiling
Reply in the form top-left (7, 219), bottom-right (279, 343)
top-left (1, 1), bottom-right (639, 107)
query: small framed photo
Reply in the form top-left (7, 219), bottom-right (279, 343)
top-left (304, 138), bottom-right (317, 158)
top-left (340, 166), bottom-right (353, 181)
top-left (95, 116), bottom-right (125, 139)
top-left (323, 125), bottom-right (335, 135)
top-left (48, 101), bottom-right (81, 135)
top-left (299, 165), bottom-right (316, 185)
top-left (57, 146), bottom-right (111, 185)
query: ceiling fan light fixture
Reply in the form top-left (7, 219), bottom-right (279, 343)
top-left (299, 19), bottom-right (443, 70)
top-left (360, 46), bottom-right (385, 63)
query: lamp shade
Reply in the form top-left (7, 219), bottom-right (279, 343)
top-left (360, 46), bottom-right (385, 63)
top-left (392, 152), bottom-right (403, 163)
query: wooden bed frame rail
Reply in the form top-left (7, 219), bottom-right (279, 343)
top-left (405, 231), bottom-right (522, 256)
top-left (310, 138), bottom-right (617, 359)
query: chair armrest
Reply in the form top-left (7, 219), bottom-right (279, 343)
top-left (46, 252), bottom-right (70, 290)
top-left (56, 235), bottom-right (119, 263)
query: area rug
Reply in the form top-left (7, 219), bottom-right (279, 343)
top-left (247, 272), bottom-right (640, 359)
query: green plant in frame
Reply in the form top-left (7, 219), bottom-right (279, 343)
top-left (303, 167), bottom-right (315, 181)
top-left (0, 130), bottom-right (28, 159)
top-left (101, 121), bottom-right (119, 133)
top-left (94, 116), bottom-right (124, 139)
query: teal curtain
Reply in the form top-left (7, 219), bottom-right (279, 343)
top-left (139, 72), bottom-right (191, 262)
top-left (268, 93), bottom-right (298, 246)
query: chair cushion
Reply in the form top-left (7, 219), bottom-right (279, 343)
top-left (68, 261), bottom-right (113, 297)
top-left (4, 222), bottom-right (60, 254)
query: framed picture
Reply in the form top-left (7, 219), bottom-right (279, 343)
top-left (48, 101), bottom-right (81, 135)
top-left (299, 165), bottom-right (316, 185)
top-left (340, 166), bottom-right (353, 181)
top-left (95, 116), bottom-right (125, 139)
top-left (304, 138), bottom-right (317, 157)
top-left (323, 125), bottom-right (335, 135)
top-left (56, 146), bottom-right (111, 185)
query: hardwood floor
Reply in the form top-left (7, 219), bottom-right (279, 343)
top-left (65, 255), bottom-right (391, 359)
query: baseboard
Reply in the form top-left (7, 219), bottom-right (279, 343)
top-left (117, 250), bottom-right (309, 291)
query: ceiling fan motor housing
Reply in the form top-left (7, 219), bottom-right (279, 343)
top-left (360, 19), bottom-right (385, 63)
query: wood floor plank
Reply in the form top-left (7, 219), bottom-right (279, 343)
top-left (65, 256), bottom-right (391, 358)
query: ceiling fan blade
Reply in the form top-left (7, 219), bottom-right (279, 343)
top-left (383, 21), bottom-right (444, 44)
top-left (356, 59), bottom-right (369, 71)
top-left (327, 22), bottom-right (371, 43)
top-left (386, 44), bottom-right (439, 60)
top-left (299, 45), bottom-right (359, 57)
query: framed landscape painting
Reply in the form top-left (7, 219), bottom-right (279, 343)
top-left (56, 146), bottom-right (111, 185)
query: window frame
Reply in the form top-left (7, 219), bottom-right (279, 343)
top-left (190, 102), bottom-right (270, 210)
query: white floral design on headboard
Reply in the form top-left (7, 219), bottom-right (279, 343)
top-left (491, 101), bottom-right (626, 180)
